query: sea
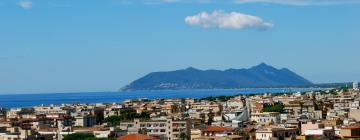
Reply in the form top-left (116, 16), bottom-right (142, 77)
top-left (0, 88), bottom-right (323, 108)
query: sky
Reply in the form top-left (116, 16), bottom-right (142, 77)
top-left (0, 0), bottom-right (360, 94)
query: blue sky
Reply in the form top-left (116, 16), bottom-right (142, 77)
top-left (0, 0), bottom-right (360, 93)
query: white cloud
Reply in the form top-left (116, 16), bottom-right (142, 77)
top-left (185, 10), bottom-right (273, 30)
top-left (234, 0), bottom-right (360, 5)
top-left (18, 0), bottom-right (32, 9)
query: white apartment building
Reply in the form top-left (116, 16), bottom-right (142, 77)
top-left (119, 118), bottom-right (187, 140)
top-left (74, 115), bottom-right (96, 127)
top-left (353, 81), bottom-right (359, 90)
top-left (251, 112), bottom-right (280, 124)
top-left (255, 128), bottom-right (272, 140)
top-left (34, 106), bottom-right (67, 115)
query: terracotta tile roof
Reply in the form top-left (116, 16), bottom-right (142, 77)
top-left (39, 128), bottom-right (58, 132)
top-left (243, 127), bottom-right (255, 132)
top-left (342, 123), bottom-right (360, 129)
top-left (73, 127), bottom-right (102, 131)
top-left (117, 134), bottom-right (159, 140)
top-left (343, 136), bottom-right (360, 138)
top-left (202, 126), bottom-right (233, 132)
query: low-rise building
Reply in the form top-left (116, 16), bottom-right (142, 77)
top-left (201, 126), bottom-right (234, 137)
top-left (300, 121), bottom-right (324, 135)
top-left (74, 115), bottom-right (96, 127)
top-left (255, 127), bottom-right (298, 140)
top-left (119, 118), bottom-right (186, 140)
top-left (341, 124), bottom-right (360, 139)
top-left (251, 112), bottom-right (280, 124)
top-left (304, 128), bottom-right (335, 140)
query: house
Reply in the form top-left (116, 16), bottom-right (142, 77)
top-left (349, 109), bottom-right (360, 122)
top-left (341, 124), bottom-right (360, 139)
top-left (283, 101), bottom-right (302, 117)
top-left (117, 134), bottom-right (159, 140)
top-left (201, 126), bottom-right (233, 137)
top-left (304, 128), bottom-right (335, 140)
top-left (255, 128), bottom-right (272, 140)
top-left (255, 127), bottom-right (298, 140)
top-left (251, 112), bottom-right (280, 124)
top-left (300, 120), bottom-right (324, 135)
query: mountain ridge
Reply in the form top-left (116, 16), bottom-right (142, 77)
top-left (121, 63), bottom-right (313, 91)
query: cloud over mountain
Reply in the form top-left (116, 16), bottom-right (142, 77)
top-left (185, 10), bottom-right (273, 30)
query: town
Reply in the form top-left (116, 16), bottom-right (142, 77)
top-left (0, 82), bottom-right (359, 140)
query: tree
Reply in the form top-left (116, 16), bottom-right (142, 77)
top-left (63, 133), bottom-right (95, 140)
top-left (234, 128), bottom-right (250, 140)
top-left (0, 109), bottom-right (6, 117)
top-left (104, 116), bottom-right (122, 126)
top-left (139, 110), bottom-right (151, 119)
top-left (201, 95), bottom-right (237, 102)
top-left (207, 111), bottom-right (214, 125)
top-left (84, 138), bottom-right (116, 140)
top-left (18, 108), bottom-right (35, 115)
top-left (179, 132), bottom-right (189, 140)
top-left (262, 102), bottom-right (284, 113)
top-left (104, 111), bottom-right (151, 126)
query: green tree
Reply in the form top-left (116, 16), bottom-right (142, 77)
top-left (104, 116), bottom-right (122, 126)
top-left (0, 109), bottom-right (6, 116)
top-left (179, 132), bottom-right (189, 140)
top-left (234, 128), bottom-right (250, 140)
top-left (104, 111), bottom-right (151, 126)
top-left (63, 133), bottom-right (95, 140)
top-left (262, 102), bottom-right (284, 113)
top-left (84, 138), bottom-right (116, 140)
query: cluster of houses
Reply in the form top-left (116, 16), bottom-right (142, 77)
top-left (1, 83), bottom-right (360, 140)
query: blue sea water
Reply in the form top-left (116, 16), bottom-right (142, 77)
top-left (0, 88), bottom-right (321, 108)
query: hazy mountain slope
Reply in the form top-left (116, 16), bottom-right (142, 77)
top-left (121, 63), bottom-right (313, 91)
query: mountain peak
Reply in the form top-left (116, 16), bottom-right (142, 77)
top-left (259, 62), bottom-right (267, 66)
top-left (251, 62), bottom-right (276, 70)
top-left (185, 67), bottom-right (199, 71)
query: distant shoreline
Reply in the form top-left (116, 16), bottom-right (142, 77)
top-left (0, 87), bottom-right (328, 96)
top-left (0, 88), bottom-right (327, 108)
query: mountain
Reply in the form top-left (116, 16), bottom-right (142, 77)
top-left (121, 63), bottom-right (313, 91)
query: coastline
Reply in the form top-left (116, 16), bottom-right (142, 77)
top-left (0, 87), bottom-right (326, 96)
top-left (0, 88), bottom-right (326, 108)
